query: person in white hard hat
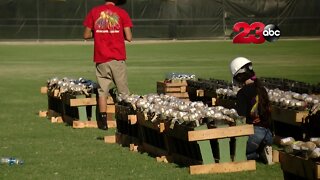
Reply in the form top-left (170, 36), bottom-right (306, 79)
top-left (230, 57), bottom-right (273, 165)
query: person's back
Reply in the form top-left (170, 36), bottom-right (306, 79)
top-left (83, 2), bottom-right (132, 63)
top-left (236, 82), bottom-right (270, 128)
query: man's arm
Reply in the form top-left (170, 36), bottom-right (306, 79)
top-left (83, 27), bottom-right (93, 39)
top-left (124, 27), bottom-right (132, 42)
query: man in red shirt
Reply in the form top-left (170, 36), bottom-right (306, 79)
top-left (83, 0), bottom-right (132, 130)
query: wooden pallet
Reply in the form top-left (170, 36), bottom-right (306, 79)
top-left (279, 151), bottom-right (320, 179)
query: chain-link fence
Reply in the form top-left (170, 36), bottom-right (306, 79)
top-left (0, 0), bottom-right (319, 40)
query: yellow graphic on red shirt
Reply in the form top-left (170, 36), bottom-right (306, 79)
top-left (95, 10), bottom-right (120, 30)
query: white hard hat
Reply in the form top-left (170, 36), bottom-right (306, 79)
top-left (230, 57), bottom-right (252, 77)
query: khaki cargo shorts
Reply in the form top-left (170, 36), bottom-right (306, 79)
top-left (95, 60), bottom-right (129, 97)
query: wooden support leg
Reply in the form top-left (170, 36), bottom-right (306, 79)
top-left (234, 136), bottom-right (248, 162)
top-left (195, 125), bottom-right (215, 164)
top-left (217, 138), bottom-right (231, 163)
top-left (91, 105), bottom-right (96, 121)
top-left (78, 106), bottom-right (87, 121)
top-left (198, 140), bottom-right (215, 164)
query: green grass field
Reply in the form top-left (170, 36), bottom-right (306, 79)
top-left (0, 40), bottom-right (319, 179)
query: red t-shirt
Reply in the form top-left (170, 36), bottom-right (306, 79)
top-left (83, 4), bottom-right (133, 63)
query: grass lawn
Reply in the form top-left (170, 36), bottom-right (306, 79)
top-left (0, 40), bottom-right (319, 179)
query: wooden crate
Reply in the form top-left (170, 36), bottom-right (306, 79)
top-left (271, 106), bottom-right (308, 126)
top-left (157, 81), bottom-right (188, 93)
top-left (279, 151), bottom-right (320, 180)
top-left (157, 81), bottom-right (189, 100)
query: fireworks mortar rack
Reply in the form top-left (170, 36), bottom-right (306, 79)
top-left (278, 137), bottom-right (320, 179)
top-left (39, 77), bottom-right (116, 129)
top-left (187, 77), bottom-right (320, 141)
top-left (106, 93), bottom-right (256, 175)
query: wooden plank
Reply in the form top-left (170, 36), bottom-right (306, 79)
top-left (40, 86), bottom-right (48, 94)
top-left (48, 89), bottom-right (60, 98)
top-left (39, 110), bottom-right (48, 117)
top-left (73, 121), bottom-right (97, 128)
top-left (212, 98), bottom-right (216, 106)
top-left (180, 86), bottom-right (187, 93)
top-left (196, 89), bottom-right (204, 97)
top-left (156, 156), bottom-right (170, 163)
top-left (157, 86), bottom-right (184, 93)
top-left (107, 105), bottom-right (115, 113)
top-left (159, 123), bottom-right (165, 133)
top-left (107, 120), bottom-right (117, 128)
top-left (279, 151), bottom-right (320, 179)
top-left (106, 96), bottom-right (115, 105)
top-left (69, 98), bottom-right (97, 107)
top-left (128, 115), bottom-right (137, 124)
top-left (271, 106), bottom-right (308, 126)
top-left (164, 92), bottom-right (189, 98)
top-left (51, 116), bottom-right (63, 123)
top-left (72, 120), bottom-right (116, 129)
top-left (130, 143), bottom-right (139, 152)
top-left (170, 79), bottom-right (187, 84)
top-left (158, 81), bottom-right (188, 87)
top-left (273, 150), bottom-right (279, 163)
top-left (188, 125), bottom-right (254, 142)
top-left (189, 160), bottom-right (256, 175)
top-left (157, 82), bottom-right (188, 94)
top-left (104, 135), bottom-right (116, 144)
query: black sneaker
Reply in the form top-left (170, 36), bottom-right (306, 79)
top-left (260, 145), bottom-right (273, 165)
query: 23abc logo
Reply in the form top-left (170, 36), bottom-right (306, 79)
top-left (232, 22), bottom-right (281, 44)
